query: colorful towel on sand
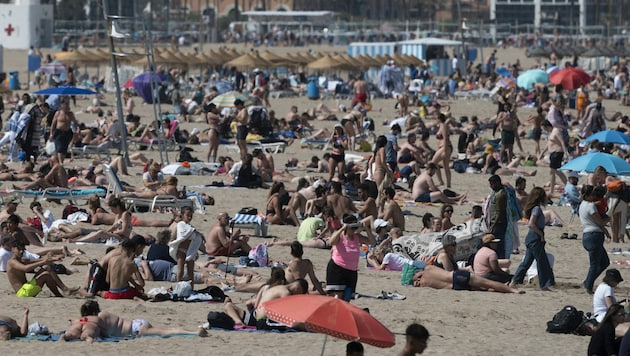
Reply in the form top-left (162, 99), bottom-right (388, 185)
top-left (392, 218), bottom-right (487, 262)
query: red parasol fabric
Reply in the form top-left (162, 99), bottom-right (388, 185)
top-left (549, 67), bottom-right (591, 90)
top-left (262, 295), bottom-right (395, 348)
top-left (123, 78), bottom-right (134, 89)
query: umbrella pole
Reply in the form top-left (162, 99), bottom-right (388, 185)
top-left (223, 220), bottom-right (236, 282)
top-left (320, 334), bottom-right (327, 356)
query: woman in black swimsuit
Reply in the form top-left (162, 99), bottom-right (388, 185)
top-left (328, 125), bottom-right (348, 182)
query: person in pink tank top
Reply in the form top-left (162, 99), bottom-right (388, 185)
top-left (326, 215), bottom-right (375, 301)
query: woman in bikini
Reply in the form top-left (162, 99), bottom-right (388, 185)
top-left (431, 113), bottom-right (453, 188)
top-left (328, 125), bottom-right (348, 182)
top-left (206, 103), bottom-right (221, 163)
top-left (266, 182), bottom-right (291, 225)
top-left (119, 176), bottom-right (179, 200)
top-left (85, 195), bottom-right (173, 228)
top-left (70, 197), bottom-right (133, 243)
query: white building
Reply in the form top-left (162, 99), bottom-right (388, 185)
top-left (0, 0), bottom-right (54, 49)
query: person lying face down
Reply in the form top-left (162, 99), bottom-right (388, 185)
top-left (413, 265), bottom-right (524, 294)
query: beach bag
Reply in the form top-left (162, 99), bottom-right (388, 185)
top-left (62, 204), bottom-right (80, 219)
top-left (172, 281), bottom-right (193, 298)
top-left (453, 159), bottom-right (469, 173)
top-left (546, 305), bottom-right (584, 334)
top-left (196, 285), bottom-right (226, 302)
top-left (248, 243), bottom-right (268, 267)
top-left (238, 207), bottom-right (258, 215)
top-left (207, 311), bottom-right (235, 330)
top-left (45, 140), bottom-right (56, 155)
top-left (87, 260), bottom-right (108, 296)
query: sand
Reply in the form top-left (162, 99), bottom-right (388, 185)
top-left (0, 44), bottom-right (624, 355)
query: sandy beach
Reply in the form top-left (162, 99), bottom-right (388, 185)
top-left (0, 44), bottom-right (625, 355)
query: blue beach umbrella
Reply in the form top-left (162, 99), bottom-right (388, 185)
top-left (559, 152), bottom-right (630, 175)
top-left (517, 69), bottom-right (549, 89)
top-left (34, 85), bottom-right (97, 95)
top-left (582, 130), bottom-right (630, 146)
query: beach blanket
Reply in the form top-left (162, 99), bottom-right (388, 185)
top-left (392, 218), bottom-right (487, 262)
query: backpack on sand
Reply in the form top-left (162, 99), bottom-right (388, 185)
top-left (546, 305), bottom-right (584, 334)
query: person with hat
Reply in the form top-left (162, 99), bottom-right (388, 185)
top-left (473, 234), bottom-right (512, 283)
top-left (593, 269), bottom-right (624, 323)
top-left (558, 171), bottom-right (581, 208)
top-left (510, 187), bottom-right (556, 291)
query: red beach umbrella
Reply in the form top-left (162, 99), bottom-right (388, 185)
top-left (262, 294), bottom-right (396, 350)
top-left (549, 67), bottom-right (591, 90)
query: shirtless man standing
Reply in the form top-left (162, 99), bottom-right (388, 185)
top-left (205, 212), bottom-right (251, 257)
top-left (326, 181), bottom-right (356, 221)
top-left (234, 99), bottom-right (249, 161)
top-left (352, 74), bottom-right (369, 109)
top-left (496, 102), bottom-right (517, 164)
top-left (540, 119), bottom-right (568, 196)
top-left (49, 100), bottom-right (79, 163)
top-left (102, 239), bottom-right (145, 300)
top-left (411, 163), bottom-right (467, 204)
top-left (381, 187), bottom-right (405, 230)
top-left (284, 242), bottom-right (325, 295)
top-left (413, 265), bottom-right (524, 294)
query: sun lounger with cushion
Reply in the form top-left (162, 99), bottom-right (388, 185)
top-left (230, 213), bottom-right (268, 237)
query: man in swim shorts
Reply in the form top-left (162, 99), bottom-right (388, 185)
top-left (412, 163), bottom-right (467, 205)
top-left (7, 241), bottom-right (78, 297)
top-left (412, 265), bottom-right (523, 294)
top-left (102, 239), bottom-right (145, 300)
top-left (49, 100), bottom-right (79, 163)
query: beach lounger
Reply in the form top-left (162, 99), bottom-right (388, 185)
top-left (71, 141), bottom-right (112, 160)
top-left (124, 194), bottom-right (194, 213)
top-left (0, 187), bottom-right (106, 205)
top-left (249, 140), bottom-right (287, 154)
top-left (102, 164), bottom-right (194, 212)
top-left (230, 213), bottom-right (268, 237)
top-left (300, 138), bottom-right (329, 150)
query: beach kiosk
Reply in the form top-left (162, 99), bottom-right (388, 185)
top-left (348, 38), bottom-right (464, 77)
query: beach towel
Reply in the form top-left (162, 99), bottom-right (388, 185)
top-left (168, 221), bottom-right (204, 261)
top-left (392, 218), bottom-right (487, 262)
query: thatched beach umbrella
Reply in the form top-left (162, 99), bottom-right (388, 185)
top-left (307, 54), bottom-right (354, 71)
top-left (224, 52), bottom-right (273, 70)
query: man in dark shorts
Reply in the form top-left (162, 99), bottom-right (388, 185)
top-left (412, 266), bottom-right (524, 293)
top-left (540, 120), bottom-right (568, 196)
top-left (49, 100), bottom-right (78, 163)
top-left (234, 99), bottom-right (249, 161)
